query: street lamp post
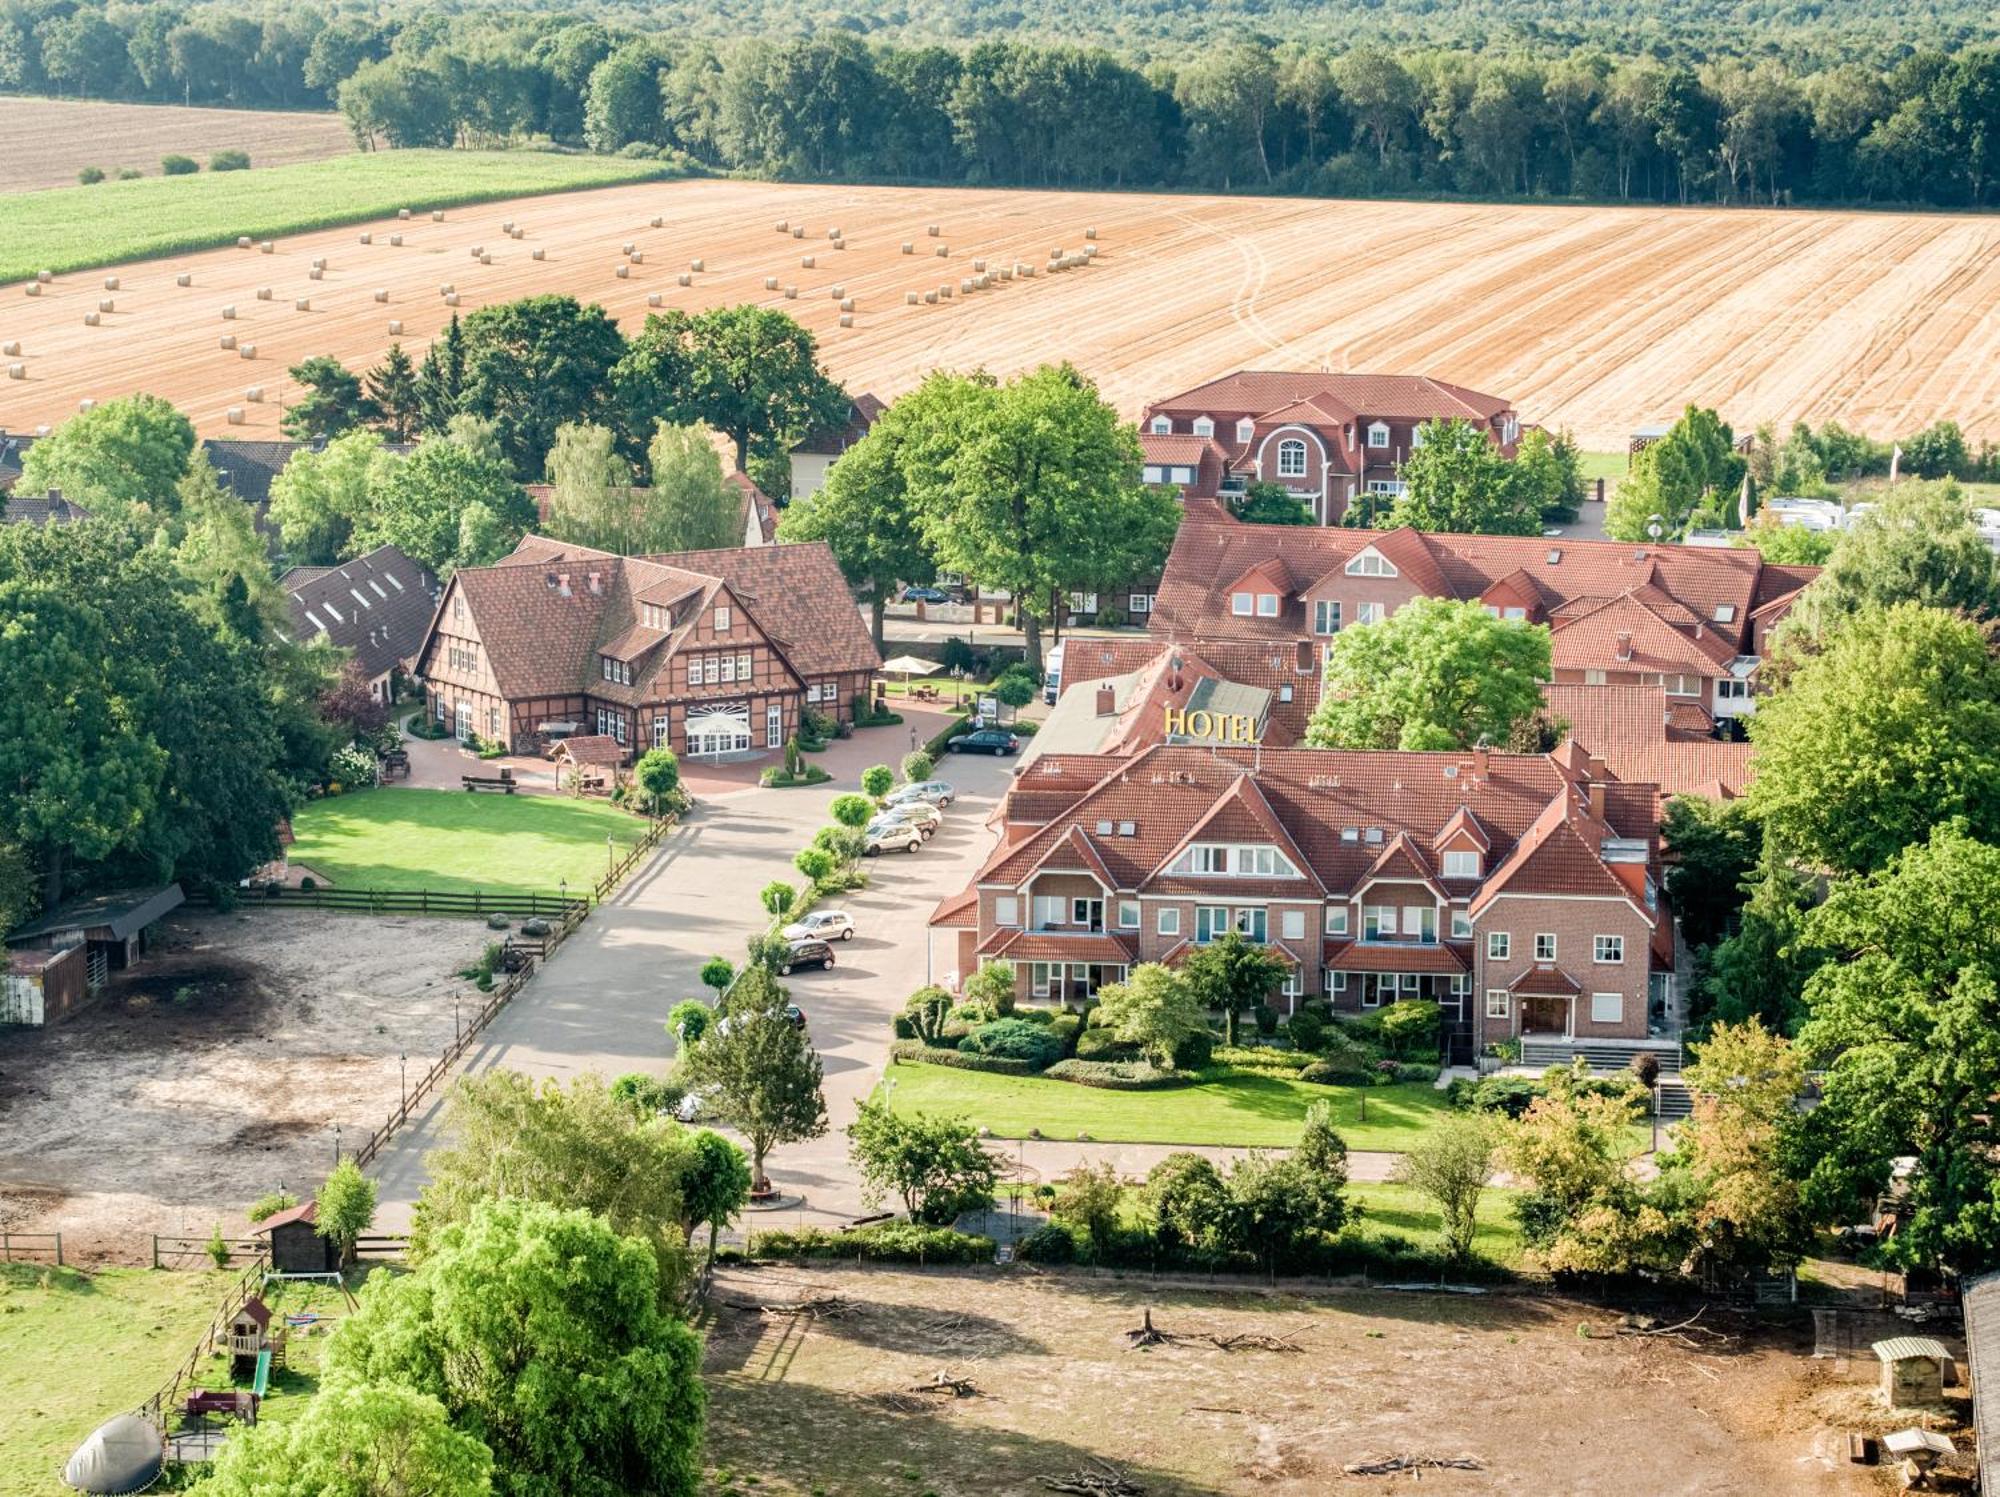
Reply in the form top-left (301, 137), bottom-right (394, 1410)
top-left (399, 1050), bottom-right (408, 1110)
top-left (454, 992), bottom-right (462, 1043)
top-left (607, 833), bottom-right (616, 877)
top-left (333, 1124), bottom-right (342, 1164)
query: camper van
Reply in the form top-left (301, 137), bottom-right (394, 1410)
top-left (1043, 642), bottom-right (1064, 705)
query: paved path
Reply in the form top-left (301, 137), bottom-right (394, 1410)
top-left (371, 720), bottom-right (1011, 1231)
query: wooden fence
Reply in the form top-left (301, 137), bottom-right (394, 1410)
top-left (0, 1231), bottom-right (61, 1265)
top-left (137, 1250), bottom-right (269, 1433)
top-left (204, 885), bottom-right (589, 919)
top-left (593, 813), bottom-right (673, 902)
top-left (152, 1235), bottom-right (262, 1270)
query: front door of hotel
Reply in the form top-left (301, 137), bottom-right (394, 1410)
top-left (454, 702), bottom-right (472, 743)
top-left (1522, 995), bottom-right (1571, 1037)
top-left (686, 703), bottom-right (751, 757)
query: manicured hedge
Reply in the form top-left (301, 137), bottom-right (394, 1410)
top-left (1042, 1058), bottom-right (1191, 1090)
top-left (748, 1223), bottom-right (995, 1264)
top-left (960, 1018), bottom-right (1066, 1069)
top-left (889, 1040), bottom-right (1036, 1076)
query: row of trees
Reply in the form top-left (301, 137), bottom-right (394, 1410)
top-left (7, 0), bottom-right (2000, 211)
top-left (781, 364), bottom-right (1180, 668)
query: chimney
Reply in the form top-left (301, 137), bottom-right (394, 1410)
top-left (1295, 639), bottom-right (1314, 674)
top-left (557, 572), bottom-right (571, 597)
top-left (1587, 782), bottom-right (1606, 821)
top-left (587, 570), bottom-right (602, 595)
top-left (1472, 737), bottom-right (1490, 779)
top-left (1614, 631), bottom-right (1632, 662)
top-left (1168, 652), bottom-right (1184, 693)
top-left (1094, 684), bottom-right (1116, 717)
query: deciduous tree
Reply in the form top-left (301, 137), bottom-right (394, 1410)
top-left (460, 294), bottom-right (629, 477)
top-left (1180, 931), bottom-right (1289, 1047)
top-left (202, 1383), bottom-right (494, 1497)
top-left (1093, 962), bottom-right (1210, 1069)
top-left (675, 968), bottom-right (827, 1192)
top-left (643, 421), bottom-right (739, 552)
top-left (778, 419), bottom-right (936, 649)
top-left (316, 1157), bottom-right (376, 1267)
top-left (847, 1099), bottom-right (998, 1223)
top-left (1393, 1113), bottom-right (1497, 1265)
top-left (1390, 418), bottom-right (1541, 535)
top-left (18, 393), bottom-right (194, 523)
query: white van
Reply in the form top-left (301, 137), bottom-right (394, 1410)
top-left (1043, 642), bottom-right (1064, 705)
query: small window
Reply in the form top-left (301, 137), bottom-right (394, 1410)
top-left (1192, 415), bottom-right (1214, 437)
top-left (1363, 906), bottom-right (1397, 940)
top-left (1150, 415), bottom-right (1171, 434)
top-left (1534, 933), bottom-right (1557, 961)
top-left (1143, 465), bottom-right (1165, 484)
top-left (1325, 905), bottom-right (1349, 935)
top-left (1590, 992), bottom-right (1624, 1025)
top-left (995, 896), bottom-right (1019, 927)
top-left (1401, 973), bottom-right (1420, 992)
top-left (1451, 909), bottom-right (1473, 939)
top-left (1486, 989), bottom-right (1510, 1020)
top-left (1256, 593), bottom-right (1279, 617)
top-left (1713, 604), bottom-right (1736, 623)
top-left (1364, 827), bottom-right (1383, 844)
top-left (1118, 901), bottom-right (1140, 930)
top-left (1279, 684), bottom-right (1293, 702)
top-left (1097, 820), bottom-right (1114, 836)
top-left (1594, 935), bottom-right (1624, 964)
top-left (1442, 849), bottom-right (1479, 879)
top-left (1231, 591), bottom-right (1254, 616)
top-left (1277, 438), bottom-right (1308, 478)
top-left (1031, 962), bottom-right (1053, 997)
top-left (1130, 593), bottom-right (1152, 612)
top-left (1314, 599), bottom-right (1341, 635)
top-left (1355, 601), bottom-right (1385, 625)
top-left (1345, 549), bottom-right (1396, 578)
top-left (1584, 669), bottom-right (1607, 686)
top-left (1157, 907), bottom-right (1181, 936)
top-left (714, 605), bottom-right (731, 632)
top-left (1340, 827), bottom-right (1358, 843)
top-left (1366, 422), bottom-right (1390, 449)
top-left (1487, 932), bottom-right (1511, 960)
top-left (1330, 971), bottom-right (1348, 992)
top-left (1236, 417), bottom-right (1254, 443)
top-left (1281, 909), bottom-right (1306, 941)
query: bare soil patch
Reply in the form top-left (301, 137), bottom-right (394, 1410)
top-left (0, 910), bottom-right (489, 1261)
top-left (702, 1264), bottom-right (1908, 1495)
top-left (4, 180), bottom-right (1999, 447)
top-left (0, 96), bottom-right (352, 193)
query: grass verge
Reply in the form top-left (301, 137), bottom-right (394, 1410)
top-left (287, 786), bottom-right (648, 900)
top-left (0, 1264), bottom-right (230, 1496)
top-left (0, 150), bottom-right (674, 282)
top-left (880, 1060), bottom-right (1450, 1151)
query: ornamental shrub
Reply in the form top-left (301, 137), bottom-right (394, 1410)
top-left (210, 149), bottom-right (250, 171)
top-left (1287, 1009), bottom-right (1327, 1054)
top-left (960, 1019), bottom-right (1065, 1070)
top-left (888, 1040), bottom-right (1033, 1075)
top-left (1016, 1221), bottom-right (1076, 1263)
top-left (901, 749), bottom-right (935, 783)
top-left (747, 1223), bottom-right (992, 1264)
top-left (1300, 1060), bottom-right (1374, 1086)
top-left (1253, 1002), bottom-right (1279, 1036)
top-left (161, 153), bottom-right (197, 175)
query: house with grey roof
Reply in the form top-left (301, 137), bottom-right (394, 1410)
top-left (282, 545), bottom-right (441, 702)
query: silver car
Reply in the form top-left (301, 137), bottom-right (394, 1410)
top-left (783, 910), bottom-right (855, 942)
top-left (888, 780), bottom-right (956, 808)
top-left (875, 800), bottom-right (943, 834)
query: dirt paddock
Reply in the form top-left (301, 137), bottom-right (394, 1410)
top-left (0, 911), bottom-right (489, 1261)
top-left (702, 1264), bottom-right (1933, 1495)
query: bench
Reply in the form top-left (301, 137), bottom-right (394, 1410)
top-left (462, 774), bottom-right (517, 794)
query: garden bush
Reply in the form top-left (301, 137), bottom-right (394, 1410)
top-left (890, 1040), bottom-right (1035, 1075)
top-left (1252, 1002), bottom-right (1279, 1036)
top-left (749, 1223), bottom-right (994, 1264)
top-left (1047, 1011), bottom-right (1083, 1052)
top-left (1074, 1028), bottom-right (1140, 1062)
top-left (78, 165), bottom-right (105, 184)
top-left (1287, 1009), bottom-right (1327, 1053)
top-left (1211, 1045), bottom-right (1311, 1074)
top-left (1043, 1058), bottom-right (1189, 1090)
top-left (1173, 1028), bottom-right (1215, 1070)
top-left (961, 1018), bottom-right (1066, 1070)
top-left (1300, 1059), bottom-right (1375, 1086)
top-left (161, 153), bottom-right (198, 175)
top-left (1458, 1073), bottom-right (1543, 1117)
top-left (1015, 1221), bottom-right (1076, 1263)
top-left (210, 149), bottom-right (251, 171)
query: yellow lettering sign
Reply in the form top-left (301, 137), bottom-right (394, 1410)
top-left (1162, 706), bottom-right (1263, 744)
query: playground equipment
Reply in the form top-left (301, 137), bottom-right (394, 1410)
top-left (61, 1414), bottom-right (163, 1494)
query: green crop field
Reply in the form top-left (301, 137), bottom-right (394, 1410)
top-left (0, 150), bottom-right (675, 283)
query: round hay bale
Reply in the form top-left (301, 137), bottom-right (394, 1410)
top-left (226, 406), bottom-right (244, 424)
top-left (1085, 244), bottom-right (1098, 258)
top-left (221, 305), bottom-right (236, 319)
top-left (959, 278), bottom-right (972, 293)
top-left (502, 220), bottom-right (515, 233)
top-left (839, 296), bottom-right (855, 311)
top-left (389, 233), bottom-right (404, 247)
top-left (294, 297), bottom-right (311, 311)
top-left (219, 334), bottom-right (236, 349)
top-left (509, 228), bottom-right (524, 240)
top-left (479, 254), bottom-right (492, 266)
top-left (830, 284), bottom-right (844, 298)
top-left (764, 276), bottom-right (780, 290)
top-left (902, 242), bottom-right (914, 255)
top-left (838, 314), bottom-right (853, 328)
top-left (927, 223), bottom-right (940, 236)
top-left (445, 292), bottom-right (461, 306)
top-left (622, 241), bottom-right (635, 256)
top-left (999, 267), bottom-right (1013, 282)
top-left (260, 241), bottom-right (274, 254)
top-left (828, 226), bottom-right (841, 239)
top-left (374, 289), bottom-right (389, 303)
top-left (25, 283), bottom-right (41, 297)
top-left (923, 290), bottom-right (937, 304)
top-left (652, 215), bottom-right (665, 228)
top-left (439, 282), bottom-right (454, 295)
top-left (236, 237), bottom-right (252, 249)
top-left (1, 340), bottom-right (16, 355)
top-left (905, 291), bottom-right (919, 305)
top-left (1051, 246), bottom-right (1063, 259)
top-left (5, 363), bottom-right (23, 380)
top-left (648, 292), bottom-right (664, 307)
top-left (103, 275), bottom-right (119, 290)
top-left (783, 285), bottom-right (798, 299)
top-left (309, 268), bottom-right (324, 281)
top-left (939, 283), bottom-right (953, 299)
top-left (531, 248), bottom-right (545, 261)
top-left (775, 220), bottom-right (788, 233)
top-left (690, 258), bottom-right (704, 272)
top-left (359, 231), bottom-right (373, 245)
top-left (78, 399), bottom-right (95, 412)
top-left (792, 226), bottom-right (804, 239)
top-left (256, 287), bottom-right (272, 301)
top-left (471, 245), bottom-right (485, 258)
top-left (1085, 226), bottom-right (1097, 240)
top-left (935, 245), bottom-right (949, 258)
top-left (176, 273), bottom-right (192, 288)
top-left (801, 255), bottom-right (815, 268)
top-left (972, 260), bottom-right (986, 273)
top-left (239, 343), bottom-right (256, 359)
top-left (388, 320), bottom-right (403, 335)
top-left (83, 312), bottom-right (100, 326)
top-left (431, 210), bottom-right (444, 222)
top-left (310, 257), bottom-right (326, 271)
top-left (245, 385), bottom-right (263, 402)
top-left (677, 273), bottom-right (692, 287)
top-left (398, 208), bottom-right (412, 220)
top-left (614, 264), bottom-right (629, 279)
top-left (97, 298), bottom-right (114, 313)
top-left (629, 251), bottom-right (643, 264)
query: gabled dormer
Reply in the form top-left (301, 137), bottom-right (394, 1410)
top-left (1147, 773), bottom-right (1324, 894)
top-left (1343, 544), bottom-right (1398, 579)
top-left (1224, 557), bottom-right (1295, 619)
top-left (1433, 807), bottom-right (1491, 881)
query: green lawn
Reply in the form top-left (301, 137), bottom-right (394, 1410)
top-left (0, 1264), bottom-right (231, 1496)
top-left (0, 149), bottom-right (672, 283)
top-left (1577, 450), bottom-right (1628, 484)
top-left (288, 786), bottom-right (649, 899)
top-left (881, 1061), bottom-right (1449, 1151)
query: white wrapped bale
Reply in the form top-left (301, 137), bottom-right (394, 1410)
top-left (838, 314), bottom-right (853, 328)
top-left (176, 273), bottom-right (192, 287)
top-left (226, 406), bottom-right (245, 424)
top-left (388, 320), bottom-right (403, 335)
top-left (219, 334), bottom-right (236, 349)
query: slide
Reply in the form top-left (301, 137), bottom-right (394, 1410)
top-left (250, 1349), bottom-right (271, 1398)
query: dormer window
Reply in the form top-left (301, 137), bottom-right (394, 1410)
top-left (1231, 591), bottom-right (1254, 616)
top-left (1276, 438), bottom-right (1308, 478)
top-left (1236, 417), bottom-right (1254, 443)
top-left (1150, 415), bottom-right (1171, 434)
top-left (1256, 593), bottom-right (1279, 617)
top-left (1192, 415), bottom-right (1214, 437)
top-left (1169, 842), bottom-right (1301, 878)
top-left (1503, 416), bottom-right (1519, 443)
top-left (1345, 548), bottom-right (1397, 578)
top-left (1442, 849), bottom-right (1480, 879)
top-left (1366, 422), bottom-right (1390, 450)
top-left (713, 605), bottom-right (731, 632)
top-left (600, 655), bottom-right (632, 686)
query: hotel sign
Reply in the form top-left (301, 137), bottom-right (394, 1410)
top-left (1163, 706), bottom-right (1263, 744)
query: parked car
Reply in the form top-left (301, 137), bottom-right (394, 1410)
top-left (782, 910), bottom-right (855, 942)
top-left (949, 728), bottom-right (1021, 756)
top-left (863, 824), bottom-right (925, 856)
top-left (778, 937), bottom-right (836, 975)
top-left (902, 585), bottom-right (949, 603)
top-left (869, 814), bottom-right (934, 845)
top-left (874, 800), bottom-right (942, 834)
top-left (887, 780), bottom-right (956, 808)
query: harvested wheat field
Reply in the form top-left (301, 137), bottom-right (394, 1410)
top-left (4, 179), bottom-right (2000, 449)
top-left (701, 1264), bottom-right (1902, 1495)
top-left (0, 95), bottom-right (352, 193)
top-left (0, 911), bottom-right (490, 1263)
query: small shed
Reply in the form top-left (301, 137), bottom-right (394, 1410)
top-left (255, 1198), bottom-right (337, 1276)
top-left (227, 1296), bottom-right (272, 1369)
top-left (3, 884), bottom-right (184, 986)
top-left (1, 943), bottom-right (87, 1026)
top-left (1873, 1336), bottom-right (1955, 1407)
top-left (555, 734), bottom-right (628, 793)
top-left (1966, 1273), bottom-right (2000, 1494)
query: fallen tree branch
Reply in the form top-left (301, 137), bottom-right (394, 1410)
top-left (906, 1371), bottom-right (981, 1399)
top-left (1039, 1459), bottom-right (1144, 1494)
top-left (1344, 1455), bottom-right (1484, 1476)
top-left (1124, 1309), bottom-right (1304, 1353)
top-left (717, 1294), bottom-right (856, 1321)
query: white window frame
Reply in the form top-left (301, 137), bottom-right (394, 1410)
top-left (1117, 901), bottom-right (1140, 930)
top-left (1276, 438), bottom-right (1308, 478)
top-left (1442, 849), bottom-right (1479, 879)
top-left (1330, 971), bottom-right (1348, 992)
top-left (1354, 601), bottom-right (1385, 625)
top-left (995, 895), bottom-right (1020, 928)
top-left (1192, 415), bottom-right (1215, 437)
top-left (1325, 905), bottom-right (1349, 936)
top-left (1594, 934), bottom-right (1625, 964)
top-left (1157, 907), bottom-right (1181, 937)
top-left (1281, 909), bottom-right (1306, 942)
top-left (766, 703), bottom-right (782, 748)
top-left (1314, 599), bottom-right (1341, 636)
top-left (1345, 549), bottom-right (1395, 578)
top-left (1195, 906), bottom-right (1230, 944)
top-left (1129, 593), bottom-right (1153, 613)
top-left (1451, 909), bottom-right (1473, 939)
top-left (1149, 415), bottom-right (1171, 435)
top-left (1235, 417), bottom-right (1254, 443)
top-left (1485, 989), bottom-right (1510, 1020)
top-left (1366, 422), bottom-right (1390, 450)
top-left (1032, 895), bottom-right (1066, 928)
top-left (1230, 591), bottom-right (1254, 616)
top-left (713, 605), bottom-right (732, 632)
top-left (653, 715), bottom-right (670, 748)
top-left (1030, 962), bottom-right (1053, 997)
top-left (1256, 593), bottom-right (1279, 617)
top-left (1534, 933), bottom-right (1557, 962)
top-left (1363, 906), bottom-right (1397, 940)
top-left (1487, 932), bottom-right (1510, 960)
top-left (1590, 992), bottom-right (1624, 1025)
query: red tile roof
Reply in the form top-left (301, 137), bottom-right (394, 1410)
top-left (977, 930), bottom-right (1139, 963)
top-left (1541, 683), bottom-right (1753, 800)
top-left (1509, 964), bottom-right (1583, 996)
top-left (1148, 372), bottom-right (1512, 425)
top-left (1325, 941), bottom-right (1469, 973)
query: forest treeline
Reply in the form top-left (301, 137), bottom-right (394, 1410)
top-left (5, 2), bottom-right (2000, 209)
